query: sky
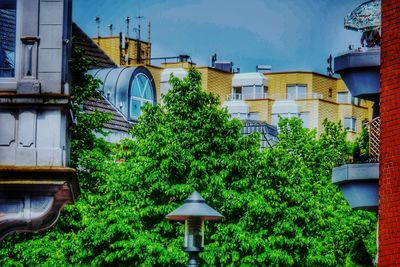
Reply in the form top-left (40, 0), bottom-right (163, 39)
top-left (73, 0), bottom-right (366, 74)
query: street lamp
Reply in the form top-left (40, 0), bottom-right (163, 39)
top-left (166, 191), bottom-right (224, 267)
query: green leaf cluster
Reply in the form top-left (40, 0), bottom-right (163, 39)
top-left (0, 65), bottom-right (376, 266)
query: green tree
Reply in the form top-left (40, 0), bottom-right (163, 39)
top-left (0, 67), bottom-right (376, 266)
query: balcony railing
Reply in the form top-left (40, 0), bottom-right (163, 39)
top-left (338, 46), bottom-right (380, 56)
top-left (226, 93), bottom-right (268, 101)
top-left (368, 116), bottom-right (380, 162)
top-left (226, 92), bottom-right (323, 101)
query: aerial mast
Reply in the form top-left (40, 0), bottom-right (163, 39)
top-left (135, 15), bottom-right (144, 64)
top-left (108, 23), bottom-right (113, 36)
top-left (95, 16), bottom-right (100, 44)
top-left (125, 16), bottom-right (130, 37)
top-left (147, 21), bottom-right (151, 63)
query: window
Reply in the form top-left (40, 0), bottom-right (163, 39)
top-left (232, 87), bottom-right (242, 100)
top-left (242, 85), bottom-right (254, 100)
top-left (337, 92), bottom-right (350, 103)
top-left (352, 97), bottom-right (361, 106)
top-left (271, 112), bottom-right (299, 126)
top-left (287, 85), bottom-right (307, 100)
top-left (248, 112), bottom-right (259, 120)
top-left (328, 88), bottom-right (333, 98)
top-left (237, 85), bottom-right (267, 100)
top-left (337, 91), bottom-right (361, 105)
top-left (299, 112), bottom-right (310, 128)
top-left (130, 73), bottom-right (155, 119)
top-left (0, 0), bottom-right (17, 78)
top-left (344, 117), bottom-right (356, 131)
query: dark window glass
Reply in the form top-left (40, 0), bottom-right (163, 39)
top-left (0, 0), bottom-right (16, 78)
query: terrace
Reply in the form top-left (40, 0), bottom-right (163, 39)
top-left (225, 92), bottom-right (324, 101)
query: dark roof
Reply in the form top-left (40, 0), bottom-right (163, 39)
top-left (84, 96), bottom-right (134, 133)
top-left (72, 23), bottom-right (131, 134)
top-left (72, 23), bottom-right (117, 68)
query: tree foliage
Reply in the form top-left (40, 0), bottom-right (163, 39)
top-left (0, 64), bottom-right (376, 266)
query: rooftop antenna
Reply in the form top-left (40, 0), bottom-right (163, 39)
top-left (147, 21), bottom-right (151, 63)
top-left (327, 54), bottom-right (333, 77)
top-left (135, 15), bottom-right (144, 63)
top-left (108, 23), bottom-right (113, 36)
top-left (125, 16), bottom-right (130, 37)
top-left (148, 21), bottom-right (151, 44)
top-left (95, 16), bottom-right (101, 39)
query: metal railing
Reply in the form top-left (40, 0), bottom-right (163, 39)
top-left (226, 93), bottom-right (268, 101)
top-left (338, 46), bottom-right (380, 56)
top-left (226, 92), bottom-right (324, 101)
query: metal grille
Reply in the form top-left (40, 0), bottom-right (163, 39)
top-left (241, 120), bottom-right (278, 149)
top-left (369, 116), bottom-right (380, 162)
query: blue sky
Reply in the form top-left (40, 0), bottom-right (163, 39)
top-left (73, 0), bottom-right (366, 73)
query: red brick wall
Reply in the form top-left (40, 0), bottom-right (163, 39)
top-left (379, 0), bottom-right (400, 265)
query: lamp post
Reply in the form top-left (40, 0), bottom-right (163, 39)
top-left (166, 191), bottom-right (224, 267)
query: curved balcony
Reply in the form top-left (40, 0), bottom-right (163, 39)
top-left (332, 117), bottom-right (380, 212)
top-left (332, 163), bottom-right (378, 212)
top-left (334, 47), bottom-right (380, 101)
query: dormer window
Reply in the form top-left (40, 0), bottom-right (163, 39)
top-left (130, 73), bottom-right (155, 119)
top-left (0, 0), bottom-right (16, 78)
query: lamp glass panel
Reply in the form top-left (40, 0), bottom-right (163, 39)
top-left (184, 219), bottom-right (204, 249)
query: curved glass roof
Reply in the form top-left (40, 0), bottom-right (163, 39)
top-left (89, 67), bottom-right (156, 120)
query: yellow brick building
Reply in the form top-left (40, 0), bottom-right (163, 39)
top-left (92, 36), bottom-right (151, 66)
top-left (158, 67), bottom-right (371, 139)
top-left (93, 38), bottom-right (372, 139)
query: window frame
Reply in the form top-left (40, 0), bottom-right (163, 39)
top-left (287, 84), bottom-right (307, 100)
top-left (299, 111), bottom-right (310, 129)
top-left (0, 0), bottom-right (21, 90)
top-left (233, 85), bottom-right (267, 100)
top-left (129, 72), bottom-right (156, 120)
top-left (344, 116), bottom-right (356, 132)
top-left (337, 91), bottom-right (361, 106)
top-left (337, 91), bottom-right (350, 103)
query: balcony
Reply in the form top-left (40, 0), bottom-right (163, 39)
top-left (334, 47), bottom-right (380, 101)
top-left (332, 116), bottom-right (380, 212)
top-left (225, 92), bottom-right (323, 101)
top-left (226, 93), bottom-right (268, 101)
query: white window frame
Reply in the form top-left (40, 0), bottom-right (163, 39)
top-left (287, 84), bottom-right (307, 100)
top-left (337, 91), bottom-right (361, 106)
top-left (344, 117), bottom-right (356, 132)
top-left (299, 112), bottom-right (310, 129)
top-left (129, 73), bottom-right (156, 120)
top-left (271, 112), bottom-right (299, 126)
top-left (0, 0), bottom-right (21, 90)
top-left (233, 85), bottom-right (267, 100)
top-left (337, 91), bottom-right (350, 103)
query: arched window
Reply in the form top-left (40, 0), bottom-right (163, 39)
top-left (130, 73), bottom-right (155, 119)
